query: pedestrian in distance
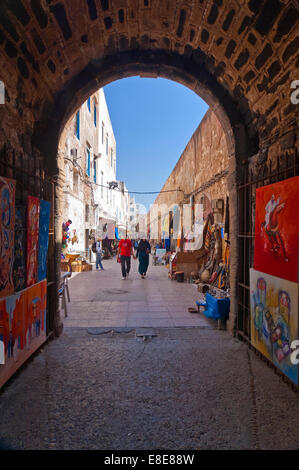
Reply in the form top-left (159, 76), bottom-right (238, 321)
top-left (134, 239), bottom-right (139, 257)
top-left (136, 237), bottom-right (151, 279)
top-left (95, 237), bottom-right (104, 270)
top-left (117, 237), bottom-right (135, 279)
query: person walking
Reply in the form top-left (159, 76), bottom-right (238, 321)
top-left (117, 237), bottom-right (134, 279)
top-left (136, 237), bottom-right (151, 279)
top-left (95, 237), bottom-right (104, 270)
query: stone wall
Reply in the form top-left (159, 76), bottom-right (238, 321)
top-left (151, 108), bottom-right (229, 228)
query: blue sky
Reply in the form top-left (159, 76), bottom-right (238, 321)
top-left (104, 77), bottom-right (209, 211)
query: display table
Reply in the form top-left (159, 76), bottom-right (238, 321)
top-left (196, 293), bottom-right (230, 327)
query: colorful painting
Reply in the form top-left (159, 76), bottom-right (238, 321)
top-left (0, 280), bottom-right (47, 388)
top-left (37, 200), bottom-right (51, 282)
top-left (13, 206), bottom-right (27, 291)
top-left (254, 176), bottom-right (299, 283)
top-left (0, 176), bottom-right (15, 299)
top-left (27, 196), bottom-right (40, 286)
top-left (25, 280), bottom-right (46, 347)
top-left (250, 268), bottom-right (299, 385)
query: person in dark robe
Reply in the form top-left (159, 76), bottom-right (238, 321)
top-left (136, 237), bottom-right (151, 279)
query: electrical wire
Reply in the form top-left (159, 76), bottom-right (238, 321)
top-left (64, 156), bottom-right (185, 195)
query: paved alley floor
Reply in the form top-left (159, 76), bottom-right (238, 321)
top-left (0, 257), bottom-right (298, 450)
top-left (63, 257), bottom-right (206, 328)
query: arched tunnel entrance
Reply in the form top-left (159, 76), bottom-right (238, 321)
top-left (0, 1), bottom-right (298, 391)
top-left (47, 54), bottom-right (257, 338)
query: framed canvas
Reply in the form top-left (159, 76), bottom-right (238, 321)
top-left (27, 196), bottom-right (40, 286)
top-left (37, 200), bottom-right (51, 282)
top-left (13, 205), bottom-right (27, 291)
top-left (254, 176), bottom-right (299, 282)
top-left (250, 268), bottom-right (299, 385)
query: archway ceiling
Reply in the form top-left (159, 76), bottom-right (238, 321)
top-left (0, 0), bottom-right (298, 153)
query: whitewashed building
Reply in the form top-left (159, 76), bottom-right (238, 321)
top-left (60, 88), bottom-right (131, 257)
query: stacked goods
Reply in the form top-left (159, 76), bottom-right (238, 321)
top-left (70, 259), bottom-right (92, 272)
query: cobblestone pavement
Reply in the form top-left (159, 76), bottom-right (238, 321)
top-left (0, 258), bottom-right (298, 450)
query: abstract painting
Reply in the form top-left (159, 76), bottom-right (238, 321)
top-left (13, 205), bottom-right (27, 291)
top-left (254, 176), bottom-right (299, 282)
top-left (0, 281), bottom-right (47, 388)
top-left (25, 280), bottom-right (46, 347)
top-left (37, 200), bottom-right (51, 282)
top-left (250, 268), bottom-right (299, 385)
top-left (0, 176), bottom-right (15, 299)
top-left (27, 196), bottom-right (40, 286)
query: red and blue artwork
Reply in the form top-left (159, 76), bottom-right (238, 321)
top-left (13, 206), bottom-right (27, 292)
top-left (254, 176), bottom-right (299, 283)
top-left (0, 280), bottom-right (47, 388)
top-left (37, 200), bottom-right (51, 282)
top-left (27, 196), bottom-right (40, 287)
top-left (0, 176), bottom-right (15, 299)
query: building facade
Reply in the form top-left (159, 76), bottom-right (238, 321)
top-left (59, 88), bottom-right (130, 255)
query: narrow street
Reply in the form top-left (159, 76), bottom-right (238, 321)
top-left (0, 258), bottom-right (298, 450)
top-left (63, 256), bottom-right (205, 328)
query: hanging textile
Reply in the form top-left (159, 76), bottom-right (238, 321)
top-left (204, 217), bottom-right (212, 252)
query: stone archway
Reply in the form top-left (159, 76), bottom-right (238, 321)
top-left (0, 0), bottom-right (297, 336)
top-left (38, 50), bottom-right (257, 335)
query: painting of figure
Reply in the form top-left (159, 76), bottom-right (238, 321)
top-left (250, 268), bottom-right (298, 385)
top-left (254, 176), bottom-right (299, 282)
top-left (37, 200), bottom-right (51, 282)
top-left (0, 177), bottom-right (15, 299)
top-left (27, 196), bottom-right (40, 286)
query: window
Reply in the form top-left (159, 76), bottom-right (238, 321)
top-left (106, 134), bottom-right (108, 155)
top-left (93, 158), bottom-right (97, 183)
top-left (102, 123), bottom-right (104, 144)
top-left (110, 149), bottom-right (113, 167)
top-left (75, 111), bottom-right (80, 140)
top-left (87, 97), bottom-right (91, 111)
top-left (101, 173), bottom-right (104, 198)
top-left (94, 102), bottom-right (97, 127)
top-left (86, 147), bottom-right (91, 177)
top-left (73, 172), bottom-right (79, 194)
top-left (85, 205), bottom-right (89, 223)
